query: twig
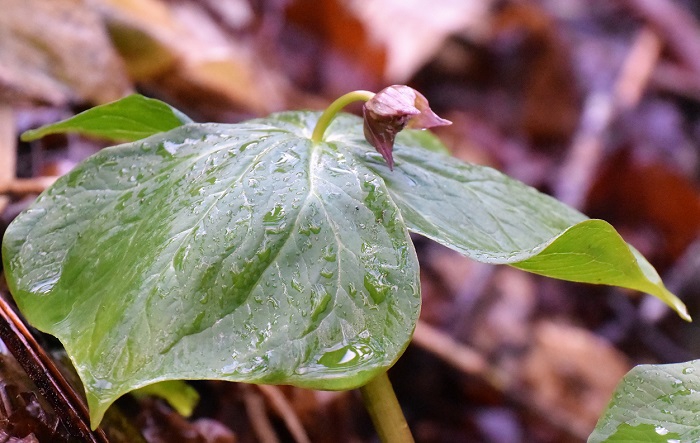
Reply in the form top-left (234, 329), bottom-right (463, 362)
top-left (615, 28), bottom-right (663, 109)
top-left (241, 384), bottom-right (280, 443)
top-left (0, 294), bottom-right (108, 442)
top-left (554, 27), bottom-right (662, 208)
top-left (651, 62), bottom-right (700, 102)
top-left (257, 385), bottom-right (311, 443)
top-left (0, 107), bottom-right (15, 191)
top-left (413, 320), bottom-right (489, 378)
top-left (622, 0), bottom-right (700, 74)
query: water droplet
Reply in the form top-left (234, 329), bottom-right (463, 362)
top-left (655, 426), bottom-right (669, 435)
top-left (29, 275), bottom-right (59, 295)
top-left (92, 379), bottom-right (113, 390)
top-left (256, 247), bottom-right (272, 262)
top-left (318, 342), bottom-right (375, 369)
top-left (322, 245), bottom-right (336, 262)
top-left (263, 204), bottom-right (285, 225)
top-left (291, 279), bottom-right (304, 292)
top-left (162, 141), bottom-right (180, 155)
top-left (364, 272), bottom-right (389, 304)
top-left (683, 367), bottom-right (695, 375)
top-left (310, 285), bottom-right (331, 322)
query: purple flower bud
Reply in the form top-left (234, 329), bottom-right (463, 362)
top-left (363, 85), bottom-right (451, 170)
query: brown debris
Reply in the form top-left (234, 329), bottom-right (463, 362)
top-left (0, 0), bottom-right (131, 106)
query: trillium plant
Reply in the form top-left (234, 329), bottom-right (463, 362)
top-left (1, 86), bottom-right (694, 442)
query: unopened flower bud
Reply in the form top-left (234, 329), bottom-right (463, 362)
top-left (363, 85), bottom-right (451, 170)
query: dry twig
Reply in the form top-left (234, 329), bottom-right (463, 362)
top-left (0, 294), bottom-right (108, 442)
top-left (555, 27), bottom-right (662, 208)
top-left (241, 384), bottom-right (280, 443)
top-left (412, 320), bottom-right (489, 378)
top-left (623, 0), bottom-right (700, 74)
top-left (0, 107), bottom-right (15, 192)
top-left (257, 385), bottom-right (311, 443)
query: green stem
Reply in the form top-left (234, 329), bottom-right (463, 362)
top-left (311, 90), bottom-right (375, 143)
top-left (360, 371), bottom-right (415, 443)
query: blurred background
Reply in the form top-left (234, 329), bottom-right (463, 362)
top-left (3, 0), bottom-right (700, 441)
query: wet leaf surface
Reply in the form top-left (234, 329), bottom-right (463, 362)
top-left (4, 111), bottom-right (421, 426)
top-left (590, 360), bottom-right (700, 442)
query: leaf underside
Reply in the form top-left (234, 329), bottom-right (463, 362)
top-left (589, 360), bottom-right (700, 442)
top-left (2, 107), bottom-right (688, 427)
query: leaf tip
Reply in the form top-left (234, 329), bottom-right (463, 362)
top-left (19, 129), bottom-right (40, 142)
top-left (678, 304), bottom-right (692, 322)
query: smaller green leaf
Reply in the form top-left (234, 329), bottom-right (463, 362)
top-left (590, 360), bottom-right (700, 442)
top-left (20, 94), bottom-right (192, 142)
top-left (513, 220), bottom-right (690, 321)
top-left (131, 380), bottom-right (199, 417)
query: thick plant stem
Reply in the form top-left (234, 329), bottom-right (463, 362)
top-left (311, 90), bottom-right (375, 143)
top-left (360, 372), bottom-right (415, 443)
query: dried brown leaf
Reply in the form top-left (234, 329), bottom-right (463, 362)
top-left (345, 0), bottom-right (493, 81)
top-left (97, 0), bottom-right (290, 115)
top-left (0, 0), bottom-right (131, 105)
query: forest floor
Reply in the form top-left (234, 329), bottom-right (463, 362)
top-left (3, 0), bottom-right (700, 442)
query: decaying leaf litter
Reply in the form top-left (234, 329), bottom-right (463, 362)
top-left (4, 0), bottom-right (700, 441)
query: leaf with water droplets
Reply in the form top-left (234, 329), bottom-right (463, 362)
top-left (589, 360), bottom-right (700, 442)
top-left (331, 121), bottom-right (688, 321)
top-left (3, 112), bottom-right (419, 427)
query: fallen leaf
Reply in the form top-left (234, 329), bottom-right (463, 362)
top-left (96, 0), bottom-right (291, 115)
top-left (0, 0), bottom-right (131, 105)
top-left (345, 0), bottom-right (492, 82)
top-left (520, 321), bottom-right (630, 436)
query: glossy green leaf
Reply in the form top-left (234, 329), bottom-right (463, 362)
top-left (589, 360), bottom-right (700, 442)
top-left (132, 380), bottom-right (199, 417)
top-left (513, 222), bottom-right (689, 320)
top-left (3, 112), bottom-right (419, 427)
top-left (2, 111), bottom-right (688, 429)
top-left (329, 125), bottom-right (689, 320)
top-left (20, 94), bottom-right (192, 142)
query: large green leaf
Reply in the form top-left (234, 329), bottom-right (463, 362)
top-left (3, 112), bottom-right (420, 427)
top-left (2, 108), bottom-right (688, 428)
top-left (20, 94), bottom-right (192, 142)
top-left (330, 122), bottom-right (689, 320)
top-left (589, 360), bottom-right (700, 442)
